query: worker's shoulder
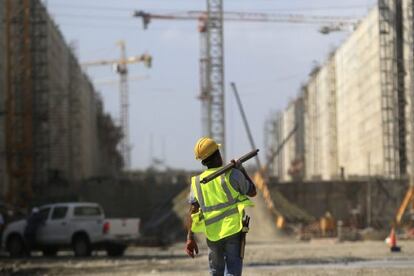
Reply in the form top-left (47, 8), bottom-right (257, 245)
top-left (229, 168), bottom-right (244, 179)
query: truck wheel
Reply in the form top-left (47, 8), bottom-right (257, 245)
top-left (7, 235), bottom-right (25, 258)
top-left (106, 244), bottom-right (126, 257)
top-left (72, 235), bottom-right (91, 257)
top-left (42, 248), bottom-right (58, 257)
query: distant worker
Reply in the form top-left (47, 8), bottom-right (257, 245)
top-left (24, 207), bottom-right (45, 253)
top-left (185, 137), bottom-right (257, 276)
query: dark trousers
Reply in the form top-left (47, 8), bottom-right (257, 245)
top-left (206, 232), bottom-right (243, 276)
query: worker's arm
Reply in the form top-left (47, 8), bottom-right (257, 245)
top-left (239, 166), bottom-right (257, 197)
top-left (185, 202), bottom-right (199, 258)
top-left (231, 160), bottom-right (257, 197)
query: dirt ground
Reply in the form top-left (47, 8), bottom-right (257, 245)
top-left (1, 240), bottom-right (414, 275)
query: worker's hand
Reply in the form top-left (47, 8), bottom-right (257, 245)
top-left (231, 159), bottom-right (245, 172)
top-left (185, 239), bottom-right (199, 258)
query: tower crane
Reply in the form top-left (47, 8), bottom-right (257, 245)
top-left (133, 9), bottom-right (357, 161)
top-left (81, 41), bottom-right (152, 169)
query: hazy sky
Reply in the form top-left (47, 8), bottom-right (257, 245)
top-left (45, 0), bottom-right (376, 170)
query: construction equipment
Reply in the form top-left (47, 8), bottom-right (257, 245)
top-left (81, 41), bottom-right (152, 169)
top-left (133, 10), bottom-right (357, 34)
top-left (395, 186), bottom-right (414, 225)
top-left (200, 149), bottom-right (259, 184)
top-left (133, 9), bottom-right (356, 161)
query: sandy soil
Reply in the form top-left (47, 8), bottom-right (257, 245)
top-left (1, 240), bottom-right (414, 275)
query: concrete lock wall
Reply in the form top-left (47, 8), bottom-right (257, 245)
top-left (0, 1), bottom-right (7, 199)
top-left (271, 112), bottom-right (284, 179)
top-left (272, 3), bottom-right (414, 181)
top-left (335, 8), bottom-right (384, 178)
top-left (0, 0), bottom-right (122, 203)
top-left (293, 96), bottom-right (306, 180)
top-left (403, 0), bottom-right (414, 180)
top-left (47, 16), bottom-right (72, 183)
top-left (281, 101), bottom-right (296, 181)
top-left (304, 69), bottom-right (322, 180)
top-left (304, 57), bottom-right (338, 181)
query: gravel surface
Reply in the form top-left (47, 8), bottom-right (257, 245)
top-left (1, 240), bottom-right (414, 275)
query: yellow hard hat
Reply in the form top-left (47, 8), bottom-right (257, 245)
top-left (194, 137), bottom-right (221, 160)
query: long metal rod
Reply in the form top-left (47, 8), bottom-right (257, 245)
top-left (230, 82), bottom-right (262, 170)
top-left (201, 149), bottom-right (259, 184)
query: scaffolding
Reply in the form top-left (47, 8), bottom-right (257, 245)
top-left (5, 0), bottom-right (51, 206)
top-left (408, 0), bottom-right (414, 184)
top-left (31, 0), bottom-right (50, 195)
top-left (327, 56), bottom-right (339, 178)
top-left (378, 0), bottom-right (401, 179)
top-left (68, 44), bottom-right (82, 185)
top-left (5, 0), bottom-right (35, 206)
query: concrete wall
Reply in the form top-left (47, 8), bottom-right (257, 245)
top-left (335, 8), bottom-right (383, 178)
top-left (403, 0), bottom-right (414, 180)
top-left (304, 57), bottom-right (338, 180)
top-left (304, 68), bottom-right (322, 179)
top-left (274, 6), bottom-right (408, 181)
top-left (281, 102), bottom-right (295, 181)
top-left (47, 16), bottom-right (72, 184)
top-left (0, 1), bottom-right (7, 199)
top-left (265, 97), bottom-right (305, 181)
top-left (272, 112), bottom-right (284, 179)
top-left (293, 96), bottom-right (305, 178)
top-left (0, 0), bottom-right (122, 204)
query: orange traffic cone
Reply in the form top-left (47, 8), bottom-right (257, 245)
top-left (389, 227), bottom-right (401, 252)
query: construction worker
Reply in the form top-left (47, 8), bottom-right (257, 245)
top-left (24, 207), bottom-right (44, 254)
top-left (185, 137), bottom-right (257, 276)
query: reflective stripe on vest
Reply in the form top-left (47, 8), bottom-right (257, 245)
top-left (195, 175), bottom-right (236, 212)
top-left (205, 207), bottom-right (238, 226)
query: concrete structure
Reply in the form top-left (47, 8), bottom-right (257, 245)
top-left (304, 67), bottom-right (322, 180)
top-left (304, 57), bottom-right (338, 180)
top-left (270, 2), bottom-right (414, 181)
top-left (281, 102), bottom-right (295, 181)
top-left (0, 4), bottom-right (7, 198)
top-left (265, 97), bottom-right (305, 181)
top-left (335, 8), bottom-right (385, 178)
top-left (0, 0), bottom-right (122, 205)
top-left (403, 0), bottom-right (414, 182)
top-left (269, 112), bottom-right (284, 178)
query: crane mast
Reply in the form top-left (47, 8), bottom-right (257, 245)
top-left (117, 41), bottom-right (131, 169)
top-left (81, 42), bottom-right (152, 169)
top-left (207, 0), bottom-right (226, 161)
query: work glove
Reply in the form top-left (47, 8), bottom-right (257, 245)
top-left (231, 159), bottom-right (246, 172)
top-left (185, 239), bottom-right (199, 258)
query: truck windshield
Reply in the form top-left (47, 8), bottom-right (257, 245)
top-left (74, 206), bottom-right (101, 217)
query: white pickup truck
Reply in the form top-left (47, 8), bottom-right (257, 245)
top-left (2, 202), bottom-right (140, 257)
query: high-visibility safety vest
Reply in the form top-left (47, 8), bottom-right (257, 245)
top-left (190, 168), bottom-right (254, 241)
